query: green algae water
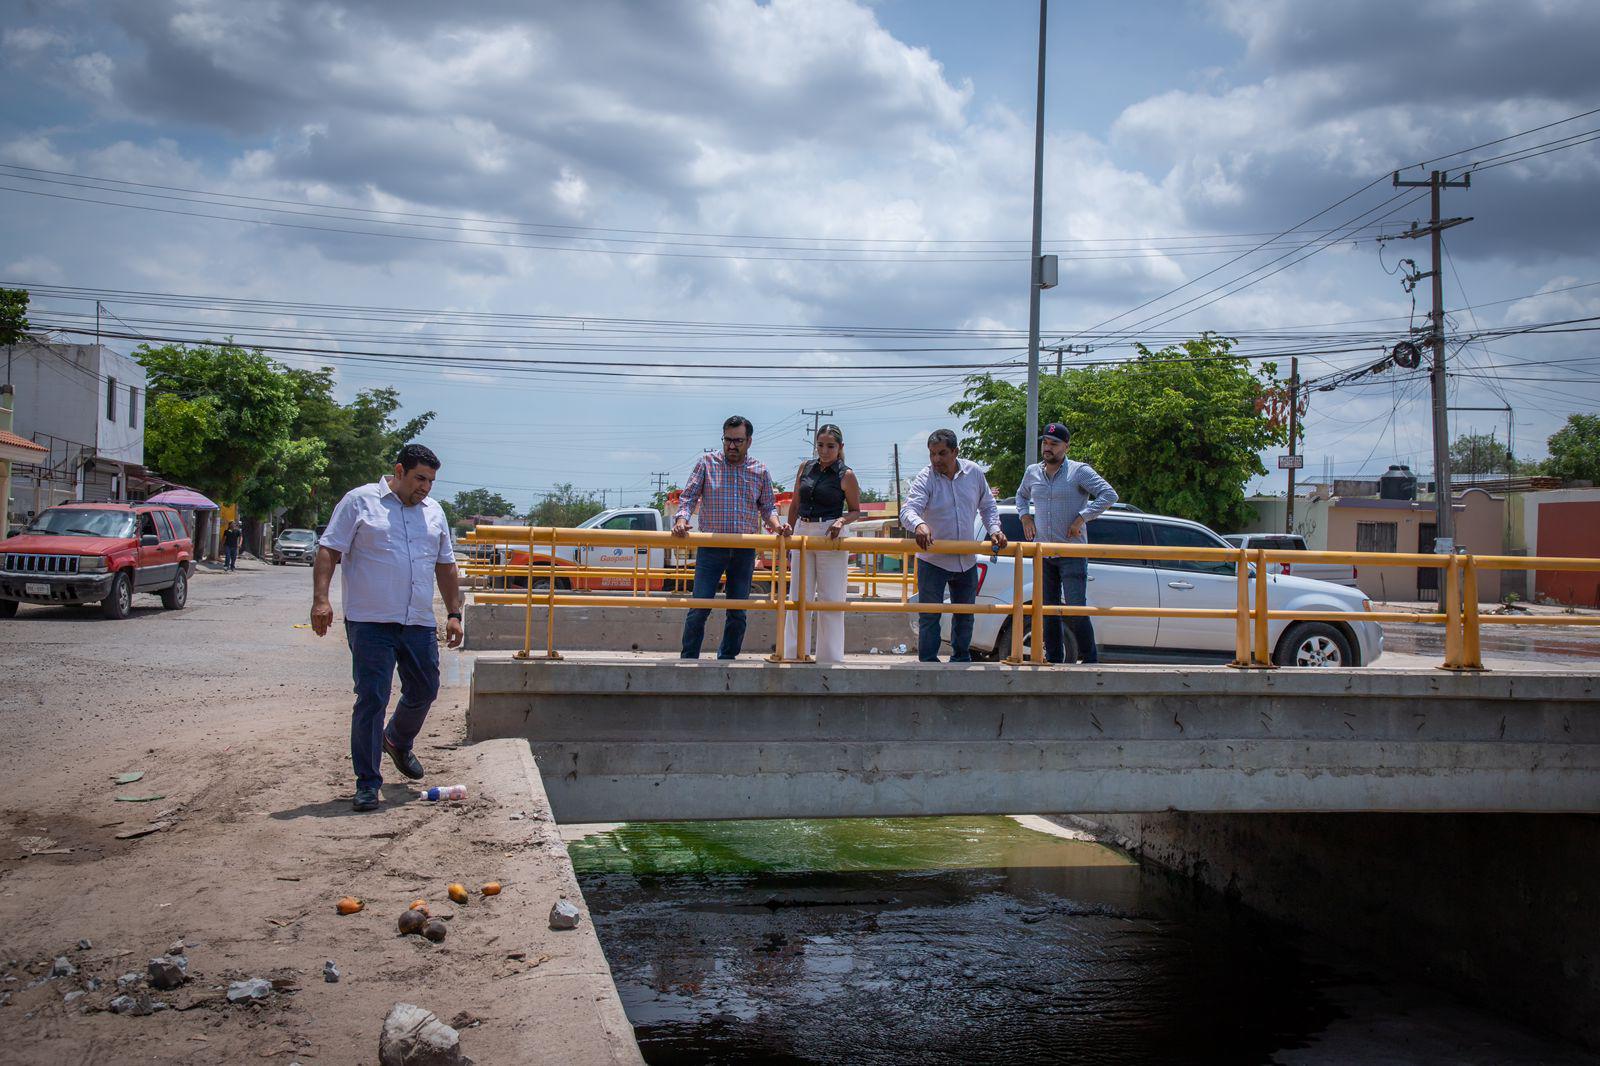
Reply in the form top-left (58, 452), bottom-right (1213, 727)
top-left (569, 816), bottom-right (1594, 1064)
top-left (568, 816), bottom-right (1342, 1064)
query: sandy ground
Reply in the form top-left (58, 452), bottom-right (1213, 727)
top-left (0, 561), bottom-right (633, 1065)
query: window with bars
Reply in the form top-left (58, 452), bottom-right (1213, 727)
top-left (1355, 521), bottom-right (1398, 554)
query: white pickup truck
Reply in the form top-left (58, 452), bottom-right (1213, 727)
top-left (1222, 533), bottom-right (1359, 588)
top-left (498, 507), bottom-right (673, 591)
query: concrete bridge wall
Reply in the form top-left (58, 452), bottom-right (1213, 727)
top-left (1081, 809), bottom-right (1600, 1050)
top-left (467, 658), bottom-right (1600, 822)
top-left (463, 602), bottom-right (913, 654)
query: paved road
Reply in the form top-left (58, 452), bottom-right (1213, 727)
top-left (1382, 621), bottom-right (1600, 664)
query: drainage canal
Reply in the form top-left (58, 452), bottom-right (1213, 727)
top-left (568, 815), bottom-right (1588, 1064)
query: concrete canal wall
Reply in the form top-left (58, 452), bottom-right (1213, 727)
top-left (1081, 810), bottom-right (1600, 1050)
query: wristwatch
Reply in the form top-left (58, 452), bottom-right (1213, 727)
top-left (447, 611), bottom-right (463, 620)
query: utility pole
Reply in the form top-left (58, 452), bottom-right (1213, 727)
top-left (1024, 0), bottom-right (1049, 464)
top-left (892, 444), bottom-right (903, 519)
top-left (650, 471), bottom-right (670, 509)
top-left (1052, 342), bottom-right (1093, 376)
top-left (801, 408), bottom-right (834, 442)
top-left (1285, 357), bottom-right (1299, 534)
top-left (1392, 168), bottom-right (1471, 551)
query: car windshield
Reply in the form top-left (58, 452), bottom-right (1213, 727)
top-left (26, 508), bottom-right (138, 538)
top-left (280, 530), bottom-right (315, 543)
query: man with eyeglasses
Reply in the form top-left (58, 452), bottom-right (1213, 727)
top-left (673, 415), bottom-right (791, 659)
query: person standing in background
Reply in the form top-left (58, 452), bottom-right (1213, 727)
top-left (783, 424), bottom-right (864, 662)
top-left (1017, 423), bottom-right (1118, 664)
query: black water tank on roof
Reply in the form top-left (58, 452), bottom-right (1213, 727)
top-left (1379, 464), bottom-right (1417, 500)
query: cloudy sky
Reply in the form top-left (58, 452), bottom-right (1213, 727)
top-left (3, 0), bottom-right (1598, 511)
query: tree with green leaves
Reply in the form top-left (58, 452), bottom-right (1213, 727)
top-left (137, 341), bottom-right (302, 503)
top-left (858, 486), bottom-right (888, 504)
top-left (949, 334), bottom-right (1286, 531)
top-left (529, 483), bottom-right (605, 527)
top-left (1449, 432), bottom-right (1525, 475)
top-left (444, 488), bottom-right (518, 529)
top-left (1544, 413), bottom-right (1600, 484)
top-left (0, 287), bottom-right (28, 349)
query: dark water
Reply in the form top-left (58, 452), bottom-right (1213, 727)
top-left (569, 816), bottom-right (1352, 1065)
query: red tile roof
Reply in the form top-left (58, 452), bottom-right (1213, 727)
top-left (0, 429), bottom-right (46, 453)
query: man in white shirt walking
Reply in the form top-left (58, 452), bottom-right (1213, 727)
top-left (311, 444), bottom-right (464, 811)
top-left (899, 429), bottom-right (1006, 663)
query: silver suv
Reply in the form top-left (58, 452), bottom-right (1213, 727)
top-left (914, 505), bottom-right (1382, 666)
top-left (272, 528), bottom-right (318, 566)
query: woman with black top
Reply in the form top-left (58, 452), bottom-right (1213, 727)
top-left (783, 424), bottom-right (864, 662)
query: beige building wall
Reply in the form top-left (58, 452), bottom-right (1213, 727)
top-left (1323, 490), bottom-right (1503, 603)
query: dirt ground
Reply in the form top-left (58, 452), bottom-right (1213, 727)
top-left (0, 559), bottom-right (598, 1065)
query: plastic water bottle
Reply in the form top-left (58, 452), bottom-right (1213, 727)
top-left (423, 784), bottom-right (467, 802)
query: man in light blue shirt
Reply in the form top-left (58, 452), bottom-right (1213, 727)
top-left (899, 429), bottom-right (1006, 663)
top-left (1016, 422), bottom-right (1118, 664)
top-left (312, 444), bottom-right (463, 811)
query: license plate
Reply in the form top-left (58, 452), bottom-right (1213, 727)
top-left (25, 582), bottom-right (48, 596)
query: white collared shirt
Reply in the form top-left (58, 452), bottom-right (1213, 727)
top-left (320, 478), bottom-right (455, 627)
top-left (898, 458), bottom-right (1002, 572)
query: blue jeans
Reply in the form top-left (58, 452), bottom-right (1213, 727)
top-left (345, 621), bottom-right (440, 791)
top-left (681, 547), bottom-right (758, 659)
top-left (1041, 556), bottom-right (1098, 664)
top-left (917, 559), bottom-right (979, 662)
top-left (224, 542), bottom-right (238, 569)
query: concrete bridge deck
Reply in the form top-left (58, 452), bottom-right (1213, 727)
top-left (468, 655), bottom-right (1600, 822)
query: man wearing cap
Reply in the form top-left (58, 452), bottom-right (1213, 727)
top-left (1016, 423), bottom-right (1118, 664)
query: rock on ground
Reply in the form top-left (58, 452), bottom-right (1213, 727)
top-left (379, 1002), bottom-right (474, 1066)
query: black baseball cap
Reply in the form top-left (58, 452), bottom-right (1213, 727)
top-left (1040, 423), bottom-right (1071, 443)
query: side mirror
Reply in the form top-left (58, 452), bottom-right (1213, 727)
top-left (141, 534), bottom-right (159, 547)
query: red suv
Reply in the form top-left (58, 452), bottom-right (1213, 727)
top-left (1, 502), bottom-right (194, 619)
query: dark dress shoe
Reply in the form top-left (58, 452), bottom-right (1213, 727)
top-left (383, 737), bottom-right (425, 780)
top-left (352, 788), bottom-right (380, 812)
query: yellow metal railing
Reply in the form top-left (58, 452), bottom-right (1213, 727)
top-left (461, 525), bottom-right (1600, 671)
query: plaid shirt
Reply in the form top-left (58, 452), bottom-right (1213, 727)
top-left (675, 453), bottom-right (777, 534)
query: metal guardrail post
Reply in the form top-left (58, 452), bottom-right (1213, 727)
top-left (514, 529), bottom-right (535, 660)
top-left (1462, 556), bottom-right (1484, 671)
top-left (900, 551), bottom-right (911, 605)
top-left (1229, 548), bottom-right (1252, 668)
top-left (1030, 542), bottom-right (1046, 665)
top-left (1441, 554), bottom-right (1465, 670)
top-left (794, 536), bottom-right (813, 662)
top-left (1252, 549), bottom-right (1273, 667)
top-left (544, 527), bottom-right (561, 660)
top-left (770, 535), bottom-right (789, 662)
top-left (1006, 541), bottom-right (1026, 664)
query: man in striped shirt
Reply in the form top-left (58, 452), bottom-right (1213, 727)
top-left (673, 415), bottom-right (791, 658)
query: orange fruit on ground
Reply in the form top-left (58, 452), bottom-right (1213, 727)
top-left (409, 899), bottom-right (429, 914)
top-left (336, 896), bottom-right (364, 915)
top-left (481, 882), bottom-right (501, 896)
top-left (447, 883), bottom-right (468, 904)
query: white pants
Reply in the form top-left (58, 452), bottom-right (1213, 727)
top-left (782, 519), bottom-right (849, 662)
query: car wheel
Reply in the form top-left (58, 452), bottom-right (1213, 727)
top-left (991, 616), bottom-right (1078, 663)
top-left (1274, 621), bottom-right (1352, 667)
top-left (528, 577), bottom-right (571, 591)
top-left (101, 572), bottom-right (133, 620)
top-left (0, 598), bottom-right (17, 618)
top-left (160, 569), bottom-right (188, 610)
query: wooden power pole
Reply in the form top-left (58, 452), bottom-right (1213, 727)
top-left (1392, 169), bottom-right (1471, 551)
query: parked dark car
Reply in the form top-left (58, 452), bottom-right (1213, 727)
top-left (1, 502), bottom-right (194, 619)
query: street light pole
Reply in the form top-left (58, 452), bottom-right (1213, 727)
top-left (1024, 0), bottom-right (1048, 466)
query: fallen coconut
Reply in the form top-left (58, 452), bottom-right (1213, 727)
top-left (422, 919), bottom-right (448, 943)
top-left (397, 909), bottom-right (427, 936)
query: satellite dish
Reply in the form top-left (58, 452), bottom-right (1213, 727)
top-left (1391, 341), bottom-right (1422, 369)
